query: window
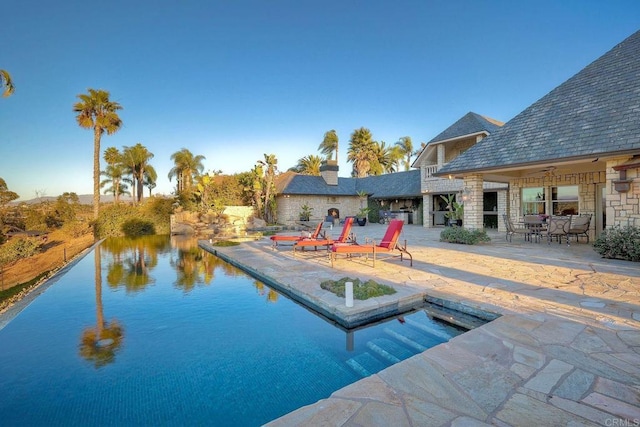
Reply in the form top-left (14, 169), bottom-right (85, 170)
top-left (552, 186), bottom-right (578, 216)
top-left (522, 187), bottom-right (545, 215)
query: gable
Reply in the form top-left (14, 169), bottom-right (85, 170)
top-left (438, 30), bottom-right (640, 175)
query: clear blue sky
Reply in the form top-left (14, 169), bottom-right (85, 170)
top-left (1, 0), bottom-right (638, 200)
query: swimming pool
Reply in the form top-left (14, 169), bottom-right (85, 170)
top-left (0, 236), bottom-right (464, 426)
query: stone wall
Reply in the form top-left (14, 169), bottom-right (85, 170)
top-left (606, 157), bottom-right (640, 228)
top-left (276, 195), bottom-right (361, 226)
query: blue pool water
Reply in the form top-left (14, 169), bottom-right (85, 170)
top-left (0, 236), bottom-right (464, 426)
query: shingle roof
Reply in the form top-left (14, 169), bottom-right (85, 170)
top-left (276, 172), bottom-right (358, 196)
top-left (357, 170), bottom-right (422, 198)
top-left (275, 170), bottom-right (421, 198)
top-left (438, 30), bottom-right (640, 175)
top-left (427, 112), bottom-right (504, 145)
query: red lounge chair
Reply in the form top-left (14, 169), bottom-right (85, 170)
top-left (292, 216), bottom-right (355, 255)
top-left (329, 219), bottom-right (412, 267)
top-left (270, 221), bottom-right (324, 248)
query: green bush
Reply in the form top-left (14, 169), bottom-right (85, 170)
top-left (0, 237), bottom-right (41, 266)
top-left (95, 198), bottom-right (173, 238)
top-left (593, 225), bottom-right (640, 262)
top-left (121, 219), bottom-right (156, 237)
top-left (320, 277), bottom-right (396, 300)
top-left (440, 227), bottom-right (491, 245)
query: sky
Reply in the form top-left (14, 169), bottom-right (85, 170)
top-left (1, 0), bottom-right (639, 201)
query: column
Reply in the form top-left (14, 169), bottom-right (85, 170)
top-left (463, 174), bottom-right (484, 230)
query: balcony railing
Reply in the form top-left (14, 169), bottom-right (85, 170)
top-left (422, 164), bottom-right (441, 179)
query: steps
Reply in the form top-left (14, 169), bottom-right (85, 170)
top-left (345, 315), bottom-right (457, 378)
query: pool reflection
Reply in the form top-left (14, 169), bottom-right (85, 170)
top-left (79, 245), bottom-right (124, 368)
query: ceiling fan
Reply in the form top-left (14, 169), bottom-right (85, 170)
top-left (525, 165), bottom-right (557, 177)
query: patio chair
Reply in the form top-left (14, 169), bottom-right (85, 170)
top-left (523, 215), bottom-right (545, 243)
top-left (329, 219), bottom-right (412, 267)
top-left (270, 221), bottom-right (324, 248)
top-left (568, 214), bottom-right (591, 243)
top-left (502, 214), bottom-right (530, 242)
top-left (292, 216), bottom-right (355, 255)
top-left (546, 216), bottom-right (571, 246)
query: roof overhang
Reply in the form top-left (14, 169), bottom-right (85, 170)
top-left (433, 153), bottom-right (626, 183)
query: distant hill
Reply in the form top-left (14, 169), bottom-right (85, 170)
top-left (13, 194), bottom-right (171, 205)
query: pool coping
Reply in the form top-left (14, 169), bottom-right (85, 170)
top-left (200, 241), bottom-right (426, 329)
top-left (199, 240), bottom-right (499, 330)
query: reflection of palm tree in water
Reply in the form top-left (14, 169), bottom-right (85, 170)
top-left (80, 246), bottom-right (123, 368)
top-left (253, 280), bottom-right (279, 303)
top-left (102, 236), bottom-right (169, 292)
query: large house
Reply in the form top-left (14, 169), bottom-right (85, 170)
top-left (274, 163), bottom-right (422, 226)
top-left (411, 112), bottom-right (506, 229)
top-left (436, 29), bottom-right (640, 240)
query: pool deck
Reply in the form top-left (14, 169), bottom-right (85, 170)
top-left (200, 224), bottom-right (640, 426)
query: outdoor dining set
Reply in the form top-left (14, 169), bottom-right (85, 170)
top-left (502, 214), bottom-right (592, 246)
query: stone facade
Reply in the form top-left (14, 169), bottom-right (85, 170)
top-left (419, 171), bottom-right (508, 231)
top-left (606, 156), bottom-right (640, 228)
top-left (276, 195), bottom-right (362, 225)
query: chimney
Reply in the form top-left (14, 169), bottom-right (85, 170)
top-left (320, 160), bottom-right (338, 186)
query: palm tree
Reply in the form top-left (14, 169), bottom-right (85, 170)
top-left (100, 164), bottom-right (130, 202)
top-left (370, 141), bottom-right (396, 175)
top-left (395, 136), bottom-right (414, 171)
top-left (73, 89), bottom-right (123, 221)
top-left (168, 148), bottom-right (206, 194)
top-left (122, 143), bottom-right (154, 204)
top-left (291, 154), bottom-right (322, 175)
top-left (101, 147), bottom-right (127, 202)
top-left (0, 70), bottom-right (15, 97)
top-left (347, 127), bottom-right (376, 177)
top-left (318, 129), bottom-right (339, 162)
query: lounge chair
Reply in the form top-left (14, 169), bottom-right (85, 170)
top-left (292, 216), bottom-right (355, 255)
top-left (503, 214), bottom-right (530, 242)
top-left (568, 214), bottom-right (591, 243)
top-left (329, 219), bottom-right (412, 267)
top-left (270, 221), bottom-right (324, 248)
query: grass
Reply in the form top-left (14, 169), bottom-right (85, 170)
top-left (211, 240), bottom-right (241, 247)
top-left (0, 271), bottom-right (50, 306)
top-left (320, 277), bottom-right (396, 300)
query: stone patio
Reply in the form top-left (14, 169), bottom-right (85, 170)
top-left (200, 223), bottom-right (640, 426)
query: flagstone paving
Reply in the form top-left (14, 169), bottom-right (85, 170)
top-left (201, 224), bottom-right (640, 426)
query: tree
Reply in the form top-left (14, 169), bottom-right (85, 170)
top-left (370, 141), bottom-right (396, 175)
top-left (73, 89), bottom-right (123, 222)
top-left (0, 178), bottom-right (19, 208)
top-left (101, 147), bottom-right (128, 203)
top-left (0, 178), bottom-right (19, 234)
top-left (258, 154), bottom-right (278, 224)
top-left (395, 136), bottom-right (414, 171)
top-left (244, 154), bottom-right (278, 223)
top-left (122, 143), bottom-right (155, 204)
top-left (0, 70), bottom-right (15, 97)
top-left (347, 127), bottom-right (376, 177)
top-left (318, 129), bottom-right (339, 162)
top-left (168, 148), bottom-right (206, 194)
top-left (290, 155), bottom-right (322, 175)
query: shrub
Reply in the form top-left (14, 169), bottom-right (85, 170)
top-left (61, 220), bottom-right (91, 238)
top-left (0, 237), bottom-right (41, 267)
top-left (95, 198), bottom-right (173, 238)
top-left (440, 227), bottom-right (491, 245)
top-left (593, 225), bottom-right (640, 262)
top-left (121, 219), bottom-right (156, 237)
top-left (320, 277), bottom-right (396, 300)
